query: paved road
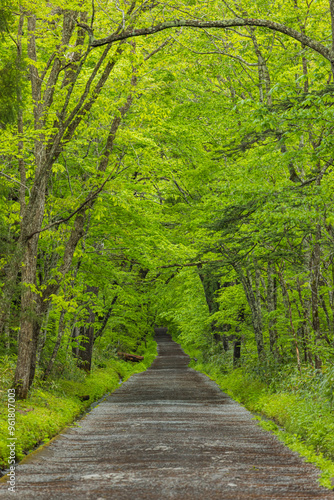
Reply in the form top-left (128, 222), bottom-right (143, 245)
top-left (1, 328), bottom-right (334, 499)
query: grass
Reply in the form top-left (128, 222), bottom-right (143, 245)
top-left (0, 339), bottom-right (157, 470)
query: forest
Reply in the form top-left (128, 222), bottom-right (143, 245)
top-left (1, 0), bottom-right (334, 480)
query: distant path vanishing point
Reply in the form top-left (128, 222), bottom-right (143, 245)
top-left (1, 327), bottom-right (333, 499)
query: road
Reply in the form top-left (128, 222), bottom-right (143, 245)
top-left (1, 327), bottom-right (333, 499)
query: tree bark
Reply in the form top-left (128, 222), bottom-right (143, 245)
top-left (278, 266), bottom-right (301, 374)
top-left (94, 295), bottom-right (118, 340)
top-left (77, 286), bottom-right (99, 372)
top-left (43, 309), bottom-right (66, 380)
top-left (310, 225), bottom-right (322, 369)
top-left (13, 11), bottom-right (75, 398)
top-left (330, 0), bottom-right (334, 76)
top-left (267, 262), bottom-right (278, 356)
top-left (248, 28), bottom-right (272, 105)
top-left (197, 264), bottom-right (230, 345)
top-left (233, 324), bottom-right (242, 367)
top-left (71, 326), bottom-right (80, 358)
top-left (14, 62), bottom-right (137, 396)
top-left (237, 266), bottom-right (265, 360)
top-left (0, 14), bottom-right (25, 336)
top-left (90, 18), bottom-right (334, 66)
top-left (296, 277), bottom-right (313, 364)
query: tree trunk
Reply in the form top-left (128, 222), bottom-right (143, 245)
top-left (14, 231), bottom-right (44, 398)
top-left (43, 309), bottom-right (66, 380)
top-left (278, 266), bottom-right (301, 374)
top-left (267, 262), bottom-right (278, 356)
top-left (233, 325), bottom-right (242, 367)
top-left (310, 225), bottom-right (322, 369)
top-left (197, 265), bottom-right (223, 339)
top-left (10, 15), bottom-right (141, 398)
top-left (77, 286), bottom-right (99, 372)
top-left (71, 326), bottom-right (80, 358)
top-left (13, 13), bottom-right (48, 399)
top-left (330, 0), bottom-right (334, 78)
top-left (36, 302), bottom-right (52, 365)
top-left (248, 28), bottom-right (272, 106)
top-left (239, 268), bottom-right (265, 359)
top-left (94, 297), bottom-right (117, 340)
top-left (296, 277), bottom-right (313, 364)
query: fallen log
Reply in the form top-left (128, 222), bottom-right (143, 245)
top-left (117, 352), bottom-right (144, 363)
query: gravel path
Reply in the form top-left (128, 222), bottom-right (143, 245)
top-left (1, 328), bottom-right (334, 499)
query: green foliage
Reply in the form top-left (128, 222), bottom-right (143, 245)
top-left (255, 417), bottom-right (334, 488)
top-left (1, 0), bottom-right (334, 476)
top-left (0, 354), bottom-right (16, 391)
top-left (156, 268), bottom-right (212, 349)
top-left (0, 0), bottom-right (26, 126)
top-left (0, 390), bottom-right (81, 467)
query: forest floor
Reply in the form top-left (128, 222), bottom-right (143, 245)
top-left (0, 329), bottom-right (333, 499)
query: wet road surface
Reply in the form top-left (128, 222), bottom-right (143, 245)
top-left (1, 328), bottom-right (334, 499)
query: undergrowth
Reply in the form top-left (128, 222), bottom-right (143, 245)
top-left (0, 339), bottom-right (157, 470)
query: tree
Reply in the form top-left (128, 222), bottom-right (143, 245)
top-left (2, 0), bottom-right (334, 398)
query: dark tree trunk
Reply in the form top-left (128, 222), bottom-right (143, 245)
top-left (238, 268), bottom-right (265, 360)
top-left (267, 262), bottom-right (278, 356)
top-left (28, 295), bottom-right (49, 388)
top-left (94, 296), bottom-right (117, 341)
top-left (296, 276), bottom-right (313, 364)
top-left (310, 226), bottom-right (322, 369)
top-left (43, 309), bottom-right (66, 380)
top-left (11, 10), bottom-right (140, 399)
top-left (330, 0), bottom-right (334, 77)
top-left (77, 286), bottom-right (99, 372)
top-left (197, 264), bottom-right (234, 345)
top-left (278, 266), bottom-right (301, 374)
top-left (72, 326), bottom-right (80, 358)
top-left (233, 338), bottom-right (241, 367)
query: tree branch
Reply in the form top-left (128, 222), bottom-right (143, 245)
top-left (94, 295), bottom-right (118, 340)
top-left (87, 18), bottom-right (334, 63)
top-left (25, 169), bottom-right (116, 241)
top-left (160, 259), bottom-right (226, 269)
top-left (0, 171), bottom-right (30, 194)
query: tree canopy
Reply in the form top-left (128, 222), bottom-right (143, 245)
top-left (1, 0), bottom-right (334, 398)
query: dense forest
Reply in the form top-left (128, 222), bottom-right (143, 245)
top-left (1, 0), bottom-right (334, 454)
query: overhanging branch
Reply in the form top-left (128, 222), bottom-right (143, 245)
top-left (82, 18), bottom-right (334, 64)
top-left (159, 259), bottom-right (226, 269)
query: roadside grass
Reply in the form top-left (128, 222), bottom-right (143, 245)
top-left (0, 339), bottom-right (157, 470)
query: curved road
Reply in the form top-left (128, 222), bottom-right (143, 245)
top-left (1, 328), bottom-right (334, 499)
